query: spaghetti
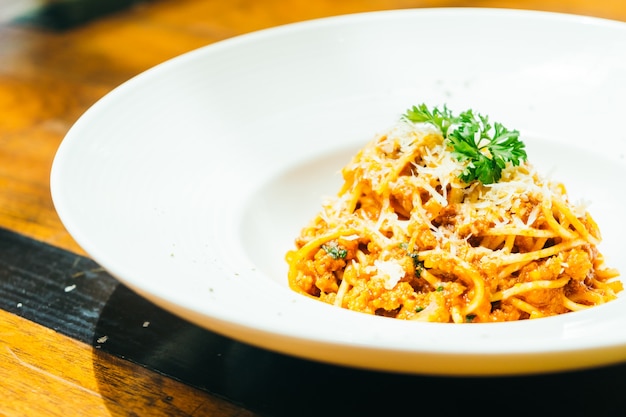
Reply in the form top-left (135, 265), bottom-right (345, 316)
top-left (285, 106), bottom-right (621, 323)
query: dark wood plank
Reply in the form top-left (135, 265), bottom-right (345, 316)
top-left (0, 226), bottom-right (114, 341)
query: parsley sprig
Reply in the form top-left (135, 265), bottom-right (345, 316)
top-left (403, 104), bottom-right (527, 184)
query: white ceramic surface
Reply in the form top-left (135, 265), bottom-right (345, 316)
top-left (51, 8), bottom-right (626, 376)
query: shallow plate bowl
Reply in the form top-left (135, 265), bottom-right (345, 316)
top-left (51, 8), bottom-right (626, 376)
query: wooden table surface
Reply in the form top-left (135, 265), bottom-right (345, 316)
top-left (2, 1), bottom-right (626, 416)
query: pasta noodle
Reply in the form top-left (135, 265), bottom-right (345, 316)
top-left (285, 110), bottom-right (622, 323)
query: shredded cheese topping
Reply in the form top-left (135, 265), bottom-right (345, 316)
top-left (285, 119), bottom-right (621, 323)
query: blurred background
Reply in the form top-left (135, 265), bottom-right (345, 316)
top-left (0, 0), bottom-right (146, 28)
top-left (1, 0), bottom-right (625, 29)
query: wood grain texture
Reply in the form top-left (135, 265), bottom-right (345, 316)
top-left (0, 309), bottom-right (258, 417)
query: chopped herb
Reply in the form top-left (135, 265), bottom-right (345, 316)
top-left (465, 314), bottom-right (477, 323)
top-left (403, 103), bottom-right (527, 184)
top-left (322, 243), bottom-right (347, 260)
top-left (408, 251), bottom-right (424, 277)
top-left (436, 285), bottom-right (444, 292)
top-left (399, 243), bottom-right (424, 276)
top-left (415, 306), bottom-right (425, 313)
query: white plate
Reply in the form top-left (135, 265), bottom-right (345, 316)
top-left (51, 8), bottom-right (626, 376)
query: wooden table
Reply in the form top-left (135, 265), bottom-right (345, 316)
top-left (1, 1), bottom-right (626, 416)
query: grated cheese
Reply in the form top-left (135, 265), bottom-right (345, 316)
top-left (374, 259), bottom-right (405, 290)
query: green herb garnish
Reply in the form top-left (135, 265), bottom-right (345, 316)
top-left (403, 103), bottom-right (527, 184)
top-left (322, 243), bottom-right (347, 260)
top-left (408, 251), bottom-right (424, 277)
top-left (399, 243), bottom-right (424, 277)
